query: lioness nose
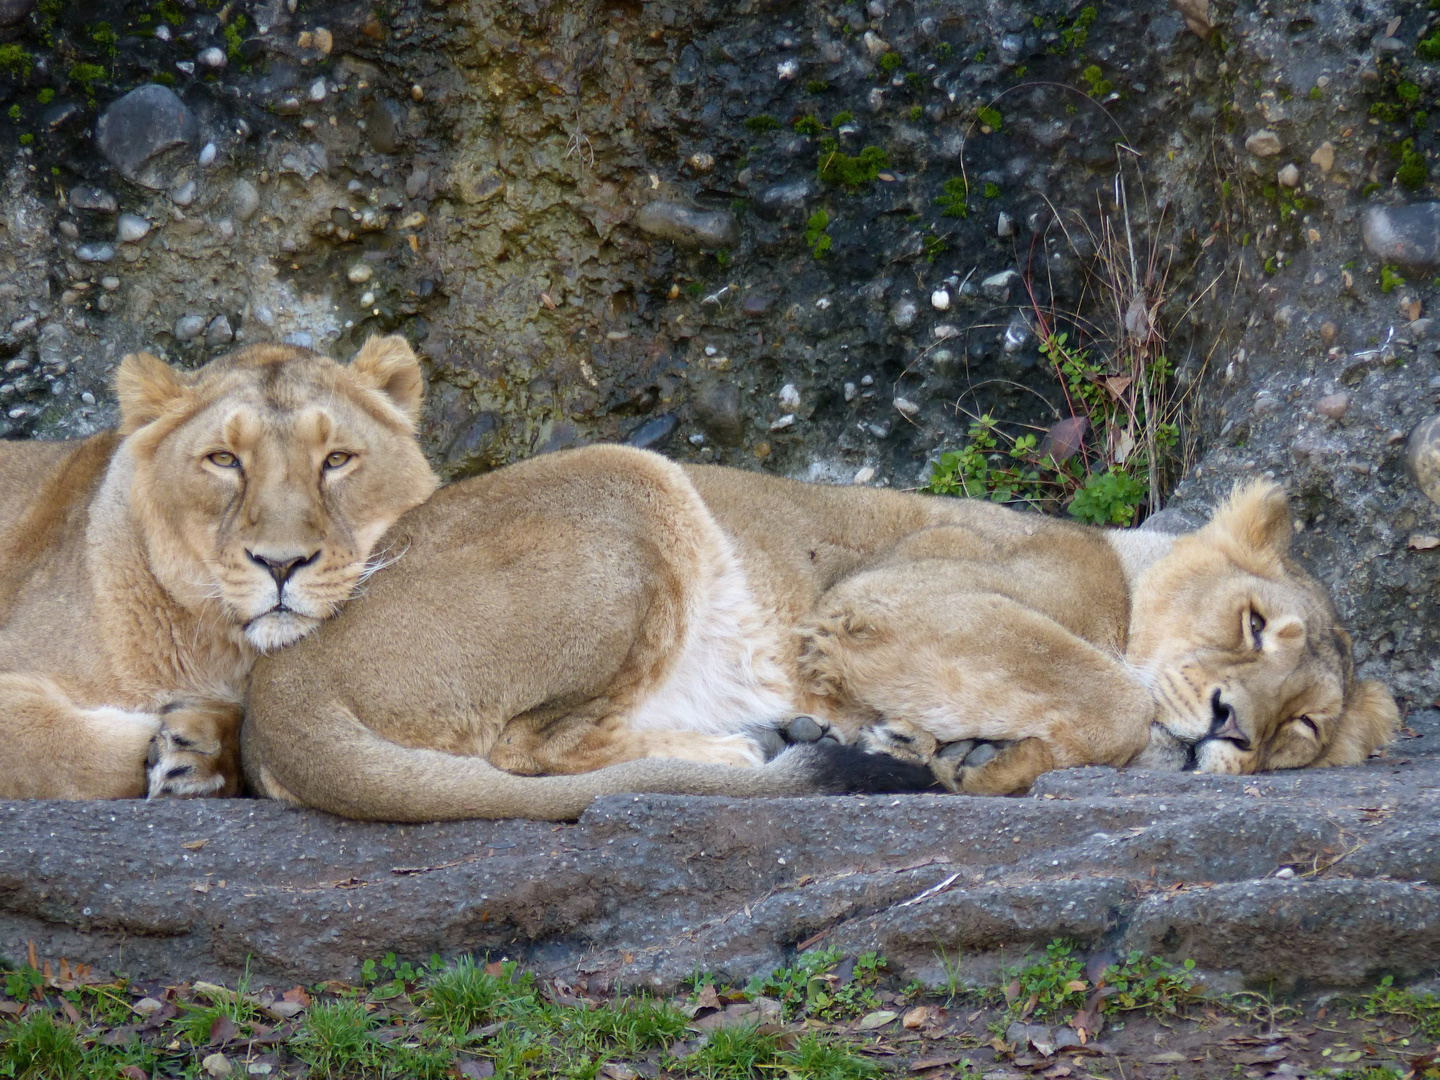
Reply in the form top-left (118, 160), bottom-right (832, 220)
top-left (247, 549), bottom-right (320, 590)
top-left (1208, 689), bottom-right (1251, 750)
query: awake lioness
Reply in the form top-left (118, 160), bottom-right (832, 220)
top-left (0, 336), bottom-right (438, 800)
top-left (242, 444), bottom-right (1397, 822)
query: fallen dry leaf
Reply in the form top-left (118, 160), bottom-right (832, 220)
top-left (182, 839), bottom-right (210, 851)
top-left (857, 1009), bottom-right (898, 1031)
top-left (911, 1052), bottom-right (964, 1071)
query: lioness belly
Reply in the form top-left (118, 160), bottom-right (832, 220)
top-left (624, 530), bottom-right (797, 737)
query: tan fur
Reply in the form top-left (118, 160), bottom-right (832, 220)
top-left (0, 336), bottom-right (438, 800)
top-left (242, 446), bottom-right (1396, 821)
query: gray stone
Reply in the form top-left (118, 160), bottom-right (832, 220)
top-left (1317, 392), bottom-right (1350, 419)
top-left (1407, 414), bottom-right (1440, 505)
top-left (0, 0), bottom-right (35, 26)
top-left (171, 178), bottom-right (197, 206)
top-left (635, 201), bottom-right (739, 249)
top-left (982, 270), bottom-right (1019, 300)
top-left (229, 179), bottom-right (260, 222)
top-left (69, 186), bottom-right (117, 214)
top-left (116, 213), bottom-right (150, 243)
top-left (204, 315), bottom-right (233, 347)
top-left (624, 413), bottom-right (677, 449)
top-left (754, 178), bottom-right (811, 221)
top-left (1362, 204), bottom-right (1440, 270)
top-left (694, 382), bottom-right (745, 446)
top-left (95, 84), bottom-right (200, 189)
top-left (1245, 129), bottom-right (1284, 156)
top-left (174, 314), bottom-right (207, 341)
top-left (75, 242), bottom-right (115, 263)
top-left (197, 46), bottom-right (226, 69)
top-left (366, 97), bottom-right (405, 154)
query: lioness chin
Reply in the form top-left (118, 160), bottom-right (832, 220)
top-left (0, 336), bottom-right (438, 800)
top-left (243, 443), bottom-right (1397, 822)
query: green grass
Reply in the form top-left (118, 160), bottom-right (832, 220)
top-left (817, 140), bottom-right (889, 189)
top-left (3, 947), bottom-right (1438, 1080)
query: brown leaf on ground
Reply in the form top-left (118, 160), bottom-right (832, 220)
top-left (120, 1067), bottom-right (148, 1080)
top-left (282, 986), bottom-right (312, 1007)
top-left (208, 1014), bottom-right (238, 1045)
top-left (695, 984), bottom-right (721, 1011)
top-left (453, 1060), bottom-right (496, 1079)
top-left (1038, 417), bottom-right (1089, 463)
top-left (58, 997), bottom-right (81, 1025)
top-left (181, 839), bottom-right (209, 850)
top-left (911, 1051), bottom-right (964, 1070)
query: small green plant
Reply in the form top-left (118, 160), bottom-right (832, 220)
top-left (0, 43), bottom-right (33, 79)
top-left (806, 79), bottom-right (829, 93)
top-left (157, 0), bottom-right (186, 25)
top-left (1381, 264), bottom-right (1406, 293)
top-left (1420, 30), bottom-right (1440, 60)
top-left (1060, 5), bottom-right (1098, 51)
top-left (685, 281), bottom-right (704, 297)
top-left (983, 181), bottom-right (1001, 198)
top-left (879, 51), bottom-right (902, 72)
top-left (1397, 80), bottom-right (1422, 103)
top-left (746, 947), bottom-right (888, 1021)
top-left (1005, 940), bottom-right (1089, 1020)
top-left (935, 42), bottom-right (953, 60)
top-left (68, 63), bottom-right (107, 98)
top-left (937, 176), bottom-right (969, 217)
top-left (1355, 976), bottom-right (1440, 1041)
top-left (1069, 468), bottom-right (1148, 525)
top-left (817, 139), bottom-right (889, 188)
top-left (18, 132), bottom-right (33, 145)
top-left (831, 109), bottom-right (854, 126)
top-left (977, 104), bottom-right (1003, 129)
top-left (805, 208), bottom-right (832, 257)
top-left (1014, 64), bottom-right (1028, 77)
top-left (1081, 64), bottom-right (1113, 97)
top-left (909, 104), bottom-right (923, 121)
top-left (4, 962), bottom-right (44, 1002)
top-left (974, 49), bottom-right (987, 62)
top-left (715, 248), bottom-right (731, 267)
top-left (1309, 85), bottom-right (1323, 100)
top-left (224, 14), bottom-right (248, 61)
top-left (924, 233), bottom-right (949, 262)
top-left (6, 103), bottom-right (19, 122)
top-left (794, 114), bottom-right (824, 136)
top-left (1397, 137), bottom-right (1429, 189)
top-left (744, 113), bottom-right (779, 133)
top-left (1102, 952), bottom-right (1199, 1016)
top-left (359, 950), bottom-right (419, 1000)
top-left (36, 88), bottom-right (53, 104)
top-left (92, 22), bottom-right (119, 59)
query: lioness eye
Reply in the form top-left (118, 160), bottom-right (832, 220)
top-left (1294, 716), bottom-right (1319, 737)
top-left (324, 451), bottom-right (353, 470)
top-left (1248, 609), bottom-right (1266, 642)
top-left (207, 452), bottom-right (239, 468)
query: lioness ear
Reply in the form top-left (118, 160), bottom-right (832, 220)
top-left (116, 351), bottom-right (189, 435)
top-left (1207, 479), bottom-right (1293, 559)
top-left (1314, 679), bottom-right (1400, 766)
top-left (349, 334), bottom-right (424, 424)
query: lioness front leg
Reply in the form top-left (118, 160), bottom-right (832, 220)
top-left (0, 674), bottom-right (160, 799)
top-left (146, 700), bottom-right (244, 798)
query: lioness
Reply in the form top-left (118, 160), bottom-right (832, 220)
top-left (242, 443), bottom-right (1397, 822)
top-left (0, 336), bottom-right (438, 799)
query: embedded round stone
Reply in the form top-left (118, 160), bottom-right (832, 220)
top-left (1407, 414), bottom-right (1440, 505)
top-left (635, 201), bottom-right (739, 249)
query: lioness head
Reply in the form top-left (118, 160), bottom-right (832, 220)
top-left (115, 335), bottom-right (440, 652)
top-left (1126, 480), bottom-right (1398, 774)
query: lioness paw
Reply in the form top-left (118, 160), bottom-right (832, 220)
top-left (145, 702), bottom-right (243, 799)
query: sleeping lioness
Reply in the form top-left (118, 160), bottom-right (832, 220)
top-left (242, 442), bottom-right (1398, 822)
top-left (0, 336), bottom-right (438, 799)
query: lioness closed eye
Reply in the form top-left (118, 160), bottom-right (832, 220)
top-left (242, 445), bottom-right (1396, 822)
top-left (0, 336), bottom-right (439, 801)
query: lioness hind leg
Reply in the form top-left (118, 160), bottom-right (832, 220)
top-left (957, 737), bottom-right (1055, 795)
top-left (488, 720), bottom-right (770, 776)
top-left (146, 700), bottom-right (244, 798)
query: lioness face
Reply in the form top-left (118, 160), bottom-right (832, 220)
top-left (1126, 481), bottom-right (1398, 774)
top-left (116, 336), bottom-right (439, 652)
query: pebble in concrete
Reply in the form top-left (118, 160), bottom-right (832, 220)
top-left (635, 201), bottom-right (739, 248)
top-left (1362, 203), bottom-right (1440, 270)
top-left (1407, 414), bottom-right (1440, 504)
